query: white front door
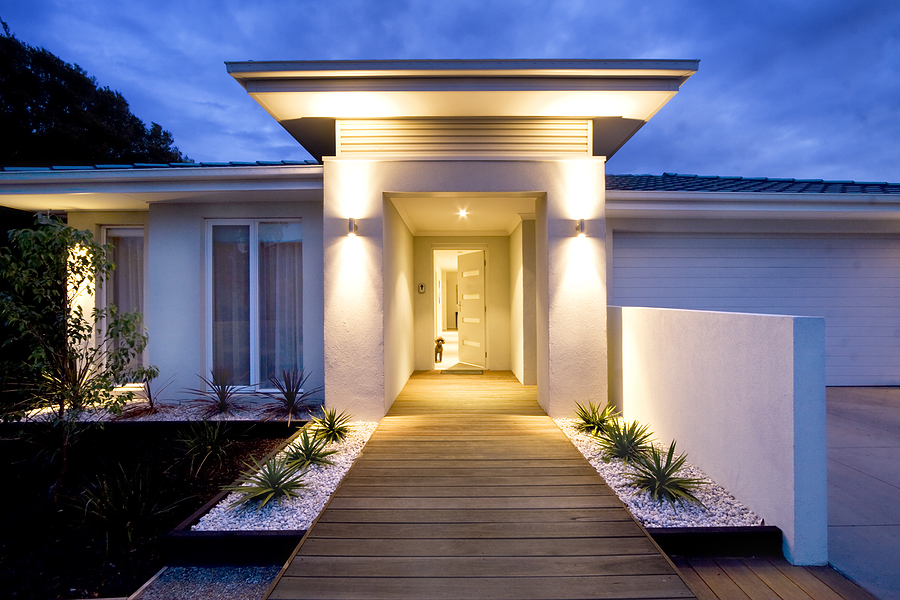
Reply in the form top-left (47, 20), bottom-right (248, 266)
top-left (457, 250), bottom-right (486, 367)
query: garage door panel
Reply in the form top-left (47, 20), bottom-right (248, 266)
top-left (611, 233), bottom-right (900, 386)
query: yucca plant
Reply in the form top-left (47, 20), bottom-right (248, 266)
top-left (224, 456), bottom-right (306, 511)
top-left (283, 428), bottom-right (338, 469)
top-left (179, 420), bottom-right (232, 476)
top-left (262, 368), bottom-right (323, 425)
top-left (573, 401), bottom-right (620, 436)
top-left (626, 441), bottom-right (706, 509)
top-left (311, 408), bottom-right (352, 443)
top-left (595, 418), bottom-right (653, 463)
top-left (77, 462), bottom-right (181, 550)
top-left (186, 369), bottom-right (245, 417)
top-left (118, 371), bottom-right (172, 419)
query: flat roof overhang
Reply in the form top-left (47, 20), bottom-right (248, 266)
top-left (225, 59), bottom-right (699, 160)
top-left (0, 164), bottom-right (324, 212)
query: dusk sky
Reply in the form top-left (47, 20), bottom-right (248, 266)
top-left (1, 1), bottom-right (898, 182)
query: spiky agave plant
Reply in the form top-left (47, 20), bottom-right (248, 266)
top-left (625, 441), bottom-right (706, 509)
top-left (573, 401), bottom-right (620, 436)
top-left (595, 418), bottom-right (653, 463)
top-left (283, 428), bottom-right (338, 469)
top-left (262, 368), bottom-right (323, 426)
top-left (225, 456), bottom-right (306, 511)
top-left (311, 408), bottom-right (352, 444)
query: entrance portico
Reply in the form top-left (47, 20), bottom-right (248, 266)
top-left (227, 59), bottom-right (698, 419)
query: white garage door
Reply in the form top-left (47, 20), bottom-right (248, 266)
top-left (611, 233), bottom-right (900, 386)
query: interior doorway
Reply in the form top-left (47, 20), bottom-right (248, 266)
top-left (433, 248), bottom-right (486, 369)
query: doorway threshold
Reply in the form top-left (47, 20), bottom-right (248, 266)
top-left (441, 362), bottom-right (484, 375)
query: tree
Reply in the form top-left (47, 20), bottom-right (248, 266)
top-left (0, 19), bottom-right (190, 166)
top-left (0, 215), bottom-right (156, 498)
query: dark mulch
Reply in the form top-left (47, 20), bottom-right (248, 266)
top-left (0, 419), bottom-right (299, 600)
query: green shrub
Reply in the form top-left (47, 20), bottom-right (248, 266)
top-left (186, 369), bottom-right (245, 417)
top-left (311, 408), bottom-right (352, 444)
top-left (626, 441), bottom-right (706, 509)
top-left (262, 368), bottom-right (323, 425)
top-left (225, 456), bottom-right (306, 510)
top-left (77, 462), bottom-right (180, 549)
top-left (284, 428), bottom-right (337, 469)
top-left (179, 420), bottom-right (232, 476)
top-left (573, 401), bottom-right (620, 436)
top-left (595, 419), bottom-right (652, 463)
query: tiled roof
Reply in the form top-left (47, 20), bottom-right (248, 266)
top-left (3, 163), bottom-right (899, 194)
top-left (0, 160), bottom-right (319, 171)
top-left (606, 173), bottom-right (900, 194)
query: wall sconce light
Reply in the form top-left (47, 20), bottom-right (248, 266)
top-left (575, 218), bottom-right (586, 237)
top-left (348, 217), bottom-right (358, 236)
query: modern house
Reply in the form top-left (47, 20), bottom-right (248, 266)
top-left (3, 59), bottom-right (899, 565)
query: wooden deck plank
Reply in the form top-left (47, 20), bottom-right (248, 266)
top-left (743, 559), bottom-right (814, 600)
top-left (285, 555), bottom-right (676, 577)
top-left (265, 371), bottom-right (694, 600)
top-left (801, 566), bottom-right (881, 600)
top-left (671, 559), bottom-right (720, 600)
top-left (710, 558), bottom-right (779, 600)
top-left (269, 575), bottom-right (694, 600)
top-left (296, 536), bottom-right (664, 557)
top-left (315, 507), bottom-right (633, 523)
top-left (326, 495), bottom-right (624, 510)
top-left (685, 559), bottom-right (752, 600)
top-left (770, 562), bottom-right (845, 600)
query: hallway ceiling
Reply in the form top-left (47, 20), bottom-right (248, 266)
top-left (389, 194), bottom-right (536, 236)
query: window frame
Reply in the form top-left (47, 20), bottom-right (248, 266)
top-left (100, 225), bottom-right (147, 368)
top-left (205, 219), bottom-right (303, 390)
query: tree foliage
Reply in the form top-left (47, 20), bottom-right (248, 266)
top-left (0, 19), bottom-right (190, 166)
top-left (0, 216), bottom-right (154, 422)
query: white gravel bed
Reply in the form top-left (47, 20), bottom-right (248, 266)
top-left (192, 421), bottom-right (379, 531)
top-left (554, 418), bottom-right (762, 528)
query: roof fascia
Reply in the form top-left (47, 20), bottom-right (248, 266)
top-left (0, 164), bottom-right (324, 195)
top-left (606, 190), bottom-right (900, 220)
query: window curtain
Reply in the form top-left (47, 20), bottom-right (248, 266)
top-left (212, 225), bottom-right (251, 385)
top-left (258, 222), bottom-right (303, 383)
top-left (107, 229), bottom-right (144, 368)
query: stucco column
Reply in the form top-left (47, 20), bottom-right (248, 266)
top-left (536, 158), bottom-right (608, 417)
top-left (322, 159), bottom-right (387, 421)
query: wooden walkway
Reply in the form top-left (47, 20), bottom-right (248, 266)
top-left (265, 371), bottom-right (694, 600)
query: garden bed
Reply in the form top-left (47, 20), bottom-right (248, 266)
top-left (0, 419), bottom-right (299, 599)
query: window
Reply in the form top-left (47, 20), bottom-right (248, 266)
top-left (206, 220), bottom-right (303, 387)
top-left (102, 226), bottom-right (145, 367)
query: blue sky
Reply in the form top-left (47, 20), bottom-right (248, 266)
top-left (2, 0), bottom-right (898, 182)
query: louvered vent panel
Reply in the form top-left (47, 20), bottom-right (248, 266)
top-left (336, 119), bottom-right (591, 157)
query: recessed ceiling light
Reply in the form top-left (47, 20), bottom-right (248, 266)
top-left (459, 209), bottom-right (467, 217)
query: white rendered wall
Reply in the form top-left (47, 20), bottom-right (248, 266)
top-left (509, 218), bottom-right (537, 385)
top-left (384, 199), bottom-right (416, 408)
top-left (146, 200), bottom-right (324, 402)
top-left (608, 305), bottom-right (827, 565)
top-left (324, 158), bottom-right (606, 419)
top-left (413, 236), bottom-right (510, 372)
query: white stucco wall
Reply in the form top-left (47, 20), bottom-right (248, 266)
top-left (608, 305), bottom-right (827, 565)
top-left (146, 199), bottom-right (324, 400)
top-left (384, 199), bottom-right (415, 410)
top-left (509, 218), bottom-right (537, 385)
top-left (324, 158), bottom-right (606, 419)
top-left (413, 236), bottom-right (510, 372)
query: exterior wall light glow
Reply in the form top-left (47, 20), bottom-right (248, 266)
top-left (348, 217), bottom-right (358, 236)
top-left (459, 209), bottom-right (468, 217)
top-left (576, 218), bottom-right (586, 237)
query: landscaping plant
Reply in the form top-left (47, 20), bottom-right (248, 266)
top-left (77, 461), bottom-right (181, 550)
top-left (0, 216), bottom-right (154, 499)
top-left (311, 407), bottom-right (353, 443)
top-left (186, 369), bottom-right (245, 417)
top-left (595, 419), bottom-right (653, 463)
top-left (262, 368), bottom-right (323, 425)
top-left (284, 428), bottom-right (337, 469)
top-left (180, 420), bottom-right (233, 476)
top-left (225, 455), bottom-right (306, 510)
top-left (626, 440), bottom-right (706, 509)
top-left (573, 400), bottom-right (620, 436)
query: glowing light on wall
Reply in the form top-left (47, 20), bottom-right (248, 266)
top-left (576, 218), bottom-right (586, 237)
top-left (348, 217), bottom-right (358, 236)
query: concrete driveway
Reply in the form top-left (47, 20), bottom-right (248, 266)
top-left (827, 387), bottom-right (900, 600)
